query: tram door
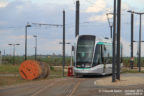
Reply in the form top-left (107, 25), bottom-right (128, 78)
top-left (102, 45), bottom-right (112, 74)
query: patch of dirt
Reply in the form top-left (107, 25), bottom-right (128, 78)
top-left (0, 76), bottom-right (27, 86)
top-left (96, 76), bottom-right (144, 86)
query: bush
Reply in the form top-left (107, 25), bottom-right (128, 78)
top-left (50, 66), bottom-right (54, 71)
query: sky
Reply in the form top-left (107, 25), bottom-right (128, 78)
top-left (0, 0), bottom-right (144, 56)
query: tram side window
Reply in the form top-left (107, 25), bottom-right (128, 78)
top-left (103, 45), bottom-right (112, 64)
top-left (93, 45), bottom-right (102, 67)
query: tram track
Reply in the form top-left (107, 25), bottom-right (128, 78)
top-left (31, 79), bottom-right (61, 96)
top-left (65, 78), bottom-right (86, 96)
top-left (68, 80), bottom-right (81, 96)
top-left (0, 77), bottom-right (99, 96)
top-left (31, 78), bottom-right (86, 96)
top-left (1, 74), bottom-right (144, 96)
top-left (0, 78), bottom-right (75, 96)
top-left (0, 76), bottom-right (107, 96)
top-left (31, 78), bottom-right (75, 96)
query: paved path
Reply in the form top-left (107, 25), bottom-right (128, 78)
top-left (0, 73), bottom-right (144, 96)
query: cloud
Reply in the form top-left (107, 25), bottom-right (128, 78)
top-left (88, 13), bottom-right (113, 22)
top-left (86, 0), bottom-right (106, 13)
top-left (36, 38), bottom-right (73, 55)
top-left (88, 14), bottom-right (106, 22)
top-left (121, 38), bottom-right (130, 57)
top-left (121, 37), bottom-right (144, 57)
top-left (135, 0), bottom-right (144, 4)
top-left (85, 0), bottom-right (131, 13)
top-left (85, 0), bottom-right (132, 22)
top-left (9, 35), bottom-right (33, 40)
top-left (0, 0), bottom-right (70, 27)
top-left (0, 1), bottom-right (8, 8)
top-left (122, 2), bottom-right (129, 11)
top-left (0, 29), bottom-right (11, 34)
top-left (85, 0), bottom-right (110, 22)
top-left (0, 0), bottom-right (140, 56)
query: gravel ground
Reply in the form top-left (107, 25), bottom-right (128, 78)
top-left (0, 73), bottom-right (144, 96)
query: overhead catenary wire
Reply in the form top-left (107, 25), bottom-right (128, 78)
top-left (32, 23), bottom-right (63, 27)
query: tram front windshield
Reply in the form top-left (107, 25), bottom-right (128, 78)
top-left (76, 36), bottom-right (95, 68)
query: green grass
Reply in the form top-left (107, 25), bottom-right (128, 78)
top-left (123, 57), bottom-right (144, 67)
top-left (0, 64), bottom-right (19, 74)
top-left (122, 68), bottom-right (144, 73)
top-left (2, 55), bottom-right (71, 66)
top-left (0, 64), bottom-right (67, 86)
top-left (2, 55), bottom-right (144, 67)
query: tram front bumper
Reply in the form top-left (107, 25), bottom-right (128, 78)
top-left (73, 67), bottom-right (100, 75)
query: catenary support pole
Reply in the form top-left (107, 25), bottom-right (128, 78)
top-left (131, 13), bottom-right (134, 69)
top-left (25, 26), bottom-right (27, 60)
top-left (25, 24), bottom-right (31, 60)
top-left (138, 14), bottom-right (142, 72)
top-left (112, 0), bottom-right (117, 82)
top-left (75, 0), bottom-right (80, 37)
top-left (116, 0), bottom-right (121, 80)
top-left (63, 10), bottom-right (65, 77)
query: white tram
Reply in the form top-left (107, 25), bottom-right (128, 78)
top-left (73, 35), bottom-right (123, 76)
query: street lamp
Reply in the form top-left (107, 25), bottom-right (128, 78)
top-left (8, 43), bottom-right (20, 65)
top-left (33, 35), bottom-right (37, 60)
top-left (25, 23), bottom-right (31, 60)
top-left (106, 13), bottom-right (113, 38)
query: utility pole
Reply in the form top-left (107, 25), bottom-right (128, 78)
top-left (106, 13), bottom-right (113, 38)
top-left (112, 0), bottom-right (117, 82)
top-left (75, 0), bottom-right (80, 37)
top-left (127, 10), bottom-right (134, 69)
top-left (63, 10), bottom-right (65, 77)
top-left (116, 0), bottom-right (121, 80)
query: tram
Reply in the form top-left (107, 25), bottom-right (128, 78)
top-left (73, 35), bottom-right (123, 76)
